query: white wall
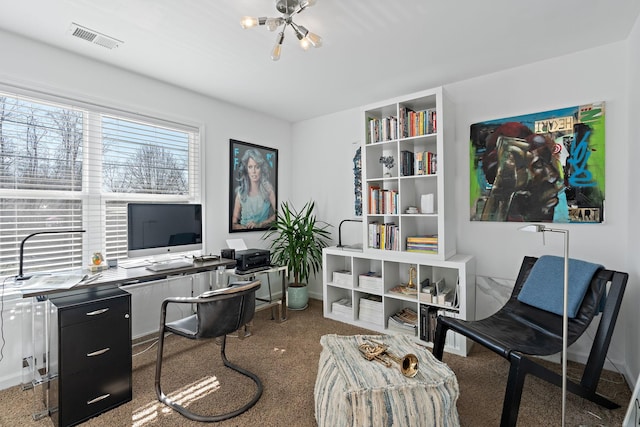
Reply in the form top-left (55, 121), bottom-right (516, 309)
top-left (626, 14), bottom-right (640, 383)
top-left (0, 29), bottom-right (292, 388)
top-left (448, 42), bottom-right (634, 379)
top-left (292, 40), bottom-right (637, 382)
top-left (291, 109), bottom-right (362, 298)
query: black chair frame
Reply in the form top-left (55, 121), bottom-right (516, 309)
top-left (155, 280), bottom-right (263, 422)
top-left (433, 256), bottom-right (627, 427)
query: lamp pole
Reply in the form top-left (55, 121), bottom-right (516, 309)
top-left (546, 227), bottom-right (569, 427)
top-left (519, 224), bottom-right (569, 427)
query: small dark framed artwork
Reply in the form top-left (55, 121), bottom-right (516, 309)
top-left (229, 139), bottom-right (278, 233)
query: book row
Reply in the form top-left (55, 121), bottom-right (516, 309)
top-left (416, 151), bottom-right (437, 175)
top-left (398, 150), bottom-right (437, 177)
top-left (400, 106), bottom-right (437, 138)
top-left (365, 107), bottom-right (437, 144)
top-left (406, 235), bottom-right (438, 254)
top-left (420, 306), bottom-right (459, 344)
top-left (368, 186), bottom-right (399, 215)
top-left (367, 115), bottom-right (398, 143)
top-left (368, 222), bottom-right (400, 251)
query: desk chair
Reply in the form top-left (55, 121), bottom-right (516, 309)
top-left (155, 280), bottom-right (263, 422)
top-left (433, 256), bottom-right (627, 427)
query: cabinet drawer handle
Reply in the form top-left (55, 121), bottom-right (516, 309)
top-left (86, 308), bottom-right (109, 316)
top-left (87, 347), bottom-right (110, 357)
top-left (87, 394), bottom-right (110, 405)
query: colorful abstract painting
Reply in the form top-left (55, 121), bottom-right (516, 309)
top-left (470, 103), bottom-right (605, 223)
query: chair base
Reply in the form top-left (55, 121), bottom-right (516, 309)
top-left (155, 335), bottom-right (263, 422)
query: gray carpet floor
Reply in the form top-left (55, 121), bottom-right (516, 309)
top-left (0, 299), bottom-right (631, 426)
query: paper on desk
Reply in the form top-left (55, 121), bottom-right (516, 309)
top-left (226, 239), bottom-right (247, 250)
top-left (18, 273), bottom-right (87, 291)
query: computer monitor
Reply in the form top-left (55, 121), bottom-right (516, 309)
top-left (127, 203), bottom-right (203, 258)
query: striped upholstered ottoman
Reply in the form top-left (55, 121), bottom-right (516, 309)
top-left (314, 334), bottom-right (459, 427)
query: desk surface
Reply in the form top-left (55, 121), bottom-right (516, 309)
top-left (16, 258), bottom-right (237, 298)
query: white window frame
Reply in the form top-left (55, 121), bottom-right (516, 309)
top-left (0, 85), bottom-right (202, 279)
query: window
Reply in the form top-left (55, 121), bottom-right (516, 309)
top-left (0, 90), bottom-right (201, 279)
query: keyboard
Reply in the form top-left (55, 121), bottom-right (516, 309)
top-left (145, 260), bottom-right (194, 272)
top-left (118, 259), bottom-right (151, 269)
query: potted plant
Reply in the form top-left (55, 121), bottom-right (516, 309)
top-left (263, 200), bottom-right (331, 310)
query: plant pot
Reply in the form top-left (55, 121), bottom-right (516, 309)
top-left (287, 284), bottom-right (308, 310)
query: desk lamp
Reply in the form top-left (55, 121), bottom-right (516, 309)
top-left (16, 230), bottom-right (86, 281)
top-left (519, 224), bottom-right (569, 427)
top-left (336, 219), bottom-right (362, 249)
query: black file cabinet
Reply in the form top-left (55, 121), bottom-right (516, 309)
top-left (48, 287), bottom-right (132, 427)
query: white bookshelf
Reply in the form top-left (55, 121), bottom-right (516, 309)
top-left (362, 86), bottom-right (455, 259)
top-left (323, 247), bottom-right (475, 356)
top-left (322, 87), bottom-right (475, 356)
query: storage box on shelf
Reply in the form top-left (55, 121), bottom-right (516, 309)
top-left (323, 248), bottom-right (475, 356)
top-left (332, 270), bottom-right (353, 287)
top-left (362, 86), bottom-right (455, 260)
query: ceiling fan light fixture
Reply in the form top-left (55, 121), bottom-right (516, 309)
top-left (241, 0), bottom-right (322, 60)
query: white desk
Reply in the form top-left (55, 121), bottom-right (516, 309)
top-left (225, 265), bottom-right (288, 322)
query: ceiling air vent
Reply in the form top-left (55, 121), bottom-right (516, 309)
top-left (68, 23), bottom-right (123, 50)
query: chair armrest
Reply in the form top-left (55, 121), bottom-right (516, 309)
top-left (198, 280), bottom-right (260, 298)
top-left (161, 280), bottom-right (261, 307)
top-left (158, 280), bottom-right (261, 328)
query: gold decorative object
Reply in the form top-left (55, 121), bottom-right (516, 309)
top-left (407, 266), bottom-right (417, 288)
top-left (358, 339), bottom-right (418, 377)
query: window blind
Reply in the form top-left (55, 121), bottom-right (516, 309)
top-left (0, 90), bottom-right (201, 279)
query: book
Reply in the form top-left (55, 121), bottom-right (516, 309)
top-left (407, 235), bottom-right (438, 253)
top-left (388, 307), bottom-right (418, 336)
top-left (389, 284), bottom-right (418, 296)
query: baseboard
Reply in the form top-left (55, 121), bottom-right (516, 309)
top-left (0, 371), bottom-right (24, 391)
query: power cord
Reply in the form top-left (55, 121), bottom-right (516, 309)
top-left (0, 276), bottom-right (8, 362)
top-left (132, 337), bottom-right (159, 358)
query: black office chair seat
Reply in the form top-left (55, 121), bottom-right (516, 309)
top-left (155, 280), bottom-right (263, 422)
top-left (433, 256), bottom-right (627, 427)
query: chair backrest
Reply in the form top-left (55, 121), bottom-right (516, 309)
top-left (506, 256), bottom-right (614, 347)
top-left (195, 281), bottom-right (260, 338)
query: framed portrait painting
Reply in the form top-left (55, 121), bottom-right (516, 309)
top-left (229, 139), bottom-right (278, 232)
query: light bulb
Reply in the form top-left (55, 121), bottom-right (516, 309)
top-left (306, 31), bottom-right (322, 47)
top-left (265, 17), bottom-right (283, 31)
top-left (271, 32), bottom-right (285, 61)
top-left (299, 38), bottom-right (311, 51)
top-left (271, 44), bottom-right (282, 61)
top-left (240, 16), bottom-right (259, 29)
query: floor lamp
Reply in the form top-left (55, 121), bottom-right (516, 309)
top-left (519, 224), bottom-right (569, 427)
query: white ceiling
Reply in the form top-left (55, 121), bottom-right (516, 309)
top-left (0, 0), bottom-right (639, 123)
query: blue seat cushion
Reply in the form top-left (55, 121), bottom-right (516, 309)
top-left (517, 255), bottom-right (603, 318)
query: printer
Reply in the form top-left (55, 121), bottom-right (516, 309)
top-left (234, 248), bottom-right (271, 273)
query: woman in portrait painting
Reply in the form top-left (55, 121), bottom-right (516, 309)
top-left (232, 148), bottom-right (276, 230)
